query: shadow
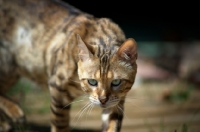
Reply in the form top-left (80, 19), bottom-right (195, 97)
top-left (11, 122), bottom-right (100, 132)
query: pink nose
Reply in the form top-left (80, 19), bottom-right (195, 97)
top-left (99, 98), bottom-right (108, 104)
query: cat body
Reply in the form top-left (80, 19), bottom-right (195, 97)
top-left (0, 0), bottom-right (137, 132)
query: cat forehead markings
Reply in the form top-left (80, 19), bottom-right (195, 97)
top-left (94, 70), bottom-right (113, 80)
top-left (95, 70), bottom-right (101, 79)
top-left (107, 71), bottom-right (113, 79)
top-left (98, 51), bottom-right (111, 77)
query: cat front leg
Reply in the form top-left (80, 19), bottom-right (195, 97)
top-left (101, 100), bottom-right (124, 132)
top-left (49, 77), bottom-right (72, 132)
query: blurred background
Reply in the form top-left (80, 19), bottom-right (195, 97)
top-left (6, 0), bottom-right (200, 132)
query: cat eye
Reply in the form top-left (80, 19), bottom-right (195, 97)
top-left (111, 79), bottom-right (121, 87)
top-left (88, 79), bottom-right (98, 86)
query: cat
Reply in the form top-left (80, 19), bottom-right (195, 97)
top-left (0, 0), bottom-right (137, 132)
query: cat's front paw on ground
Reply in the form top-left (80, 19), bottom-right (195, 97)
top-left (0, 109), bottom-right (26, 132)
top-left (0, 121), bottom-right (12, 132)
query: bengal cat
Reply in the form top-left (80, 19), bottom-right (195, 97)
top-left (0, 0), bottom-right (138, 131)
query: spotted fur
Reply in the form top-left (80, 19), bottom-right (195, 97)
top-left (0, 0), bottom-right (137, 132)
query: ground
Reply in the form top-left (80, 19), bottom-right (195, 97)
top-left (6, 78), bottom-right (200, 132)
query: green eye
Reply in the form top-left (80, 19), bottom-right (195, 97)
top-left (88, 79), bottom-right (98, 86)
top-left (111, 79), bottom-right (121, 86)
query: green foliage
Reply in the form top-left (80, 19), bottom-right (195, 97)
top-left (164, 82), bottom-right (195, 103)
top-left (6, 78), bottom-right (35, 96)
top-left (181, 124), bottom-right (188, 132)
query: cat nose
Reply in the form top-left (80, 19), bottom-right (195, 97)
top-left (99, 97), bottom-right (108, 104)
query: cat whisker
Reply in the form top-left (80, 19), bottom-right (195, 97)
top-left (89, 104), bottom-right (94, 116)
top-left (69, 79), bottom-right (80, 84)
top-left (115, 105), bottom-right (121, 119)
top-left (63, 94), bottom-right (89, 109)
top-left (124, 100), bottom-right (150, 114)
top-left (71, 102), bottom-right (90, 130)
top-left (79, 94), bottom-right (90, 101)
top-left (71, 102), bottom-right (92, 130)
top-left (63, 100), bottom-right (84, 109)
top-left (76, 103), bottom-right (93, 124)
top-left (117, 104), bottom-right (129, 121)
top-left (78, 93), bottom-right (89, 98)
top-left (85, 103), bottom-right (94, 121)
top-left (124, 96), bottom-right (149, 101)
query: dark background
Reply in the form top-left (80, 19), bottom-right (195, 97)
top-left (62, 0), bottom-right (200, 84)
top-left (64, 0), bottom-right (200, 42)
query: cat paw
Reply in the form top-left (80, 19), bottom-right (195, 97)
top-left (0, 108), bottom-right (26, 132)
top-left (0, 96), bottom-right (26, 124)
top-left (0, 121), bottom-right (12, 132)
top-left (3, 103), bottom-right (26, 124)
top-left (0, 116), bottom-right (26, 132)
top-left (15, 115), bottom-right (26, 124)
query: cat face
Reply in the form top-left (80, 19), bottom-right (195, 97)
top-left (77, 35), bottom-right (137, 109)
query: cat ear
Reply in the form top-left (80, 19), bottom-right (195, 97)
top-left (77, 34), bottom-right (93, 61)
top-left (117, 38), bottom-right (137, 64)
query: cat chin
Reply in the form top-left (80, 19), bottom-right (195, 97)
top-left (100, 103), bottom-right (118, 109)
top-left (101, 106), bottom-right (113, 109)
top-left (90, 102), bottom-right (116, 109)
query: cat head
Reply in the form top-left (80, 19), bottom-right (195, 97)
top-left (77, 34), bottom-right (137, 109)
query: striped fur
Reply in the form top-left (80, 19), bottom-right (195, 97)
top-left (0, 0), bottom-right (137, 132)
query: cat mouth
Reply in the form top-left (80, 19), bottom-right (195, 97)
top-left (100, 104), bottom-right (107, 108)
